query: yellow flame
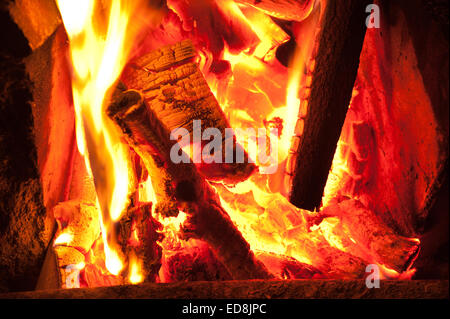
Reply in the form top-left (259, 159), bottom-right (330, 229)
top-left (75, 261), bottom-right (86, 270)
top-left (128, 252), bottom-right (144, 284)
top-left (54, 232), bottom-right (73, 246)
top-left (56, 0), bottom-right (153, 275)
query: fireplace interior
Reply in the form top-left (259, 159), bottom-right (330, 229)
top-left (0, 0), bottom-right (448, 298)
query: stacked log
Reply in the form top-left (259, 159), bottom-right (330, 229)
top-left (107, 84), bottom-right (272, 280)
top-left (122, 40), bottom-right (256, 185)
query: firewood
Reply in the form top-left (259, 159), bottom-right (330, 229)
top-left (80, 263), bottom-right (122, 288)
top-left (235, 0), bottom-right (315, 22)
top-left (287, 0), bottom-right (372, 211)
top-left (320, 199), bottom-right (421, 273)
top-left (50, 200), bottom-right (102, 288)
top-left (160, 239), bottom-right (232, 282)
top-left (54, 246), bottom-right (85, 289)
top-left (255, 251), bottom-right (324, 279)
top-left (213, 183), bottom-right (367, 278)
top-left (117, 203), bottom-right (164, 283)
top-left (130, 39), bottom-right (196, 72)
top-left (107, 88), bottom-right (273, 280)
top-left (54, 246), bottom-right (85, 268)
top-left (122, 40), bottom-right (256, 185)
top-left (52, 200), bottom-right (100, 254)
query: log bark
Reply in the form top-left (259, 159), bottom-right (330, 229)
top-left (122, 40), bottom-right (256, 185)
top-left (107, 88), bottom-right (273, 280)
top-left (287, 0), bottom-right (371, 211)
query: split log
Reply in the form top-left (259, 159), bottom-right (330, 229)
top-left (235, 0), bottom-right (316, 22)
top-left (52, 200), bottom-right (100, 254)
top-left (45, 200), bottom-right (101, 289)
top-left (122, 40), bottom-right (256, 185)
top-left (320, 199), bottom-right (421, 273)
top-left (107, 88), bottom-right (273, 280)
top-left (287, 0), bottom-right (372, 211)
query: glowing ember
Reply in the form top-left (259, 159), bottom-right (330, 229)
top-left (52, 0), bottom-right (423, 287)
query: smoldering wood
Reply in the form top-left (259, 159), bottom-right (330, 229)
top-left (320, 199), bottom-right (421, 273)
top-left (255, 251), bottom-right (324, 279)
top-left (36, 200), bottom-right (101, 289)
top-left (122, 40), bottom-right (256, 185)
top-left (207, 181), bottom-right (368, 278)
top-left (288, 0), bottom-right (372, 211)
top-left (52, 200), bottom-right (100, 254)
top-left (130, 39), bottom-right (196, 73)
top-left (117, 203), bottom-right (164, 283)
top-left (235, 0), bottom-right (315, 22)
top-left (107, 88), bottom-right (273, 280)
top-left (160, 239), bottom-right (232, 282)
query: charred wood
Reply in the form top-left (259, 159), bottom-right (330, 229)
top-left (107, 88), bottom-right (273, 280)
top-left (288, 0), bottom-right (371, 211)
top-left (117, 203), bottom-right (164, 283)
top-left (122, 40), bottom-right (256, 185)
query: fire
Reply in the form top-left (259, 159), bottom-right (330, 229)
top-left (128, 252), bottom-right (144, 284)
top-left (56, 0), bottom-right (158, 275)
top-left (54, 232), bottom-right (73, 246)
top-left (54, 0), bottom-right (421, 286)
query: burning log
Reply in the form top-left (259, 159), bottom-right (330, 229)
top-left (213, 183), bottom-right (367, 278)
top-left (46, 200), bottom-right (101, 288)
top-left (122, 40), bottom-right (256, 185)
top-left (235, 0), bottom-right (315, 22)
top-left (287, 0), bottom-right (372, 211)
top-left (320, 199), bottom-right (421, 273)
top-left (117, 203), bottom-right (164, 283)
top-left (52, 200), bottom-right (100, 254)
top-left (255, 251), bottom-right (324, 279)
top-left (107, 87), bottom-right (273, 280)
top-left (160, 239), bottom-right (232, 282)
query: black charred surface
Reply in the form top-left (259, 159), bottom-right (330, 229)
top-left (289, 0), bottom-right (371, 210)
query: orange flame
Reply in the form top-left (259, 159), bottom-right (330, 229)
top-left (128, 252), bottom-right (144, 284)
top-left (56, 0), bottom-right (158, 275)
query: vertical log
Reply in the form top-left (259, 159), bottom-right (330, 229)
top-left (288, 0), bottom-right (371, 210)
